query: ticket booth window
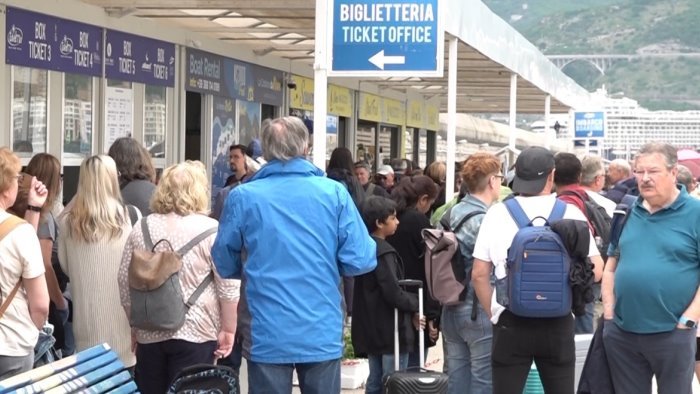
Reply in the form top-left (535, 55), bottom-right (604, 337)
top-left (12, 66), bottom-right (48, 157)
top-left (63, 73), bottom-right (93, 158)
top-left (144, 85), bottom-right (167, 158)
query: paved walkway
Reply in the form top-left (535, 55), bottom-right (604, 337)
top-left (239, 341), bottom-right (446, 394)
top-left (239, 336), bottom-right (700, 393)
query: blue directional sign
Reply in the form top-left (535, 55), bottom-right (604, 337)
top-left (574, 111), bottom-right (605, 138)
top-left (329, 0), bottom-right (443, 77)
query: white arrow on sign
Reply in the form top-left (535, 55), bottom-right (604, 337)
top-left (368, 50), bottom-right (406, 70)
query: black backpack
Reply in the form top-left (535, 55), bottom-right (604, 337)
top-left (560, 190), bottom-right (611, 257)
top-left (167, 364), bottom-right (239, 394)
top-left (608, 194), bottom-right (638, 256)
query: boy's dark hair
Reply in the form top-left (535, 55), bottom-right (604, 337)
top-left (554, 152), bottom-right (582, 186)
top-left (361, 196), bottom-right (397, 233)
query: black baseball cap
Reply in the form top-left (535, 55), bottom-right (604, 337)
top-left (512, 146), bottom-right (555, 195)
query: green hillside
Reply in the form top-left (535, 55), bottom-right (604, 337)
top-left (484, 0), bottom-right (700, 110)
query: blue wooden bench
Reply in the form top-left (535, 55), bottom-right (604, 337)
top-left (0, 344), bottom-right (137, 394)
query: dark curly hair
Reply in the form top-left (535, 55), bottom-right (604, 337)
top-left (390, 175), bottom-right (438, 214)
top-left (108, 137), bottom-right (156, 187)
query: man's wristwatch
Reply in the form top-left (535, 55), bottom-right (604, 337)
top-left (26, 205), bottom-right (42, 212)
top-left (679, 316), bottom-right (697, 328)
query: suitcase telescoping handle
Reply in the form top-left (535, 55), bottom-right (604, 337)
top-left (396, 280), bottom-right (424, 371)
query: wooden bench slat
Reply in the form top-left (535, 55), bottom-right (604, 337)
top-left (77, 370), bottom-right (132, 394)
top-left (2, 344), bottom-right (137, 394)
top-left (104, 381), bottom-right (138, 394)
top-left (45, 361), bottom-right (125, 394)
top-left (0, 344), bottom-right (112, 393)
top-left (30, 352), bottom-right (118, 393)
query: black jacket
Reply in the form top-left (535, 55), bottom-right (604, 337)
top-left (604, 177), bottom-right (639, 204)
top-left (387, 208), bottom-right (441, 347)
top-left (327, 168), bottom-right (366, 209)
top-left (577, 318), bottom-right (615, 394)
top-left (551, 219), bottom-right (595, 316)
top-left (387, 209), bottom-right (440, 317)
top-left (364, 182), bottom-right (390, 198)
top-left (351, 237), bottom-right (419, 357)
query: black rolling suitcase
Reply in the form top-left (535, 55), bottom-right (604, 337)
top-left (384, 279), bottom-right (448, 393)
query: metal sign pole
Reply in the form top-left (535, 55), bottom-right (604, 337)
top-left (509, 73), bottom-right (517, 150)
top-left (446, 37), bottom-right (458, 205)
top-left (313, 0), bottom-right (329, 170)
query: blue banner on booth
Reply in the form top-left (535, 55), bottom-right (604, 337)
top-left (186, 49), bottom-right (283, 106)
top-left (105, 30), bottom-right (175, 87)
top-left (5, 7), bottom-right (102, 76)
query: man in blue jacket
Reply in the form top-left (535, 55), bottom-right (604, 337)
top-left (212, 116), bottom-right (377, 394)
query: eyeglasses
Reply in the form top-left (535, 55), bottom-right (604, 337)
top-left (492, 174), bottom-right (505, 180)
top-left (633, 169), bottom-right (666, 178)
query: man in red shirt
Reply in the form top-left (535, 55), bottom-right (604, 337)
top-left (554, 152), bottom-right (600, 334)
top-left (554, 153), bottom-right (589, 225)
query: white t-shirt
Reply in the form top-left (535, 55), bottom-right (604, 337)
top-left (473, 195), bottom-right (599, 323)
top-left (0, 211), bottom-right (45, 356)
top-left (586, 190), bottom-right (617, 218)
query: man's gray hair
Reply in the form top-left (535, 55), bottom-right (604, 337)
top-left (262, 116), bottom-right (309, 162)
top-left (677, 164), bottom-right (694, 189)
top-left (609, 159), bottom-right (631, 177)
top-left (580, 155), bottom-right (604, 186)
top-left (635, 141), bottom-right (678, 169)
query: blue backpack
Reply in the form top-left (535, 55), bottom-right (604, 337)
top-left (500, 198), bottom-right (572, 318)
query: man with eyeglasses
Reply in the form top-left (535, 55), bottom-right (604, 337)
top-left (603, 142), bottom-right (700, 394)
top-left (472, 146), bottom-right (603, 393)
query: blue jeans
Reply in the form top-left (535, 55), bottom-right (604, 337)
top-left (407, 346), bottom-right (429, 368)
top-left (366, 353), bottom-right (408, 394)
top-left (575, 283), bottom-right (601, 334)
top-left (574, 302), bottom-right (594, 334)
top-left (441, 298), bottom-right (493, 394)
top-left (247, 358), bottom-right (340, 394)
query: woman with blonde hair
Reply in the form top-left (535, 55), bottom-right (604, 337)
top-left (0, 147), bottom-right (49, 379)
top-left (425, 161), bottom-right (447, 216)
top-left (119, 161), bottom-right (239, 393)
top-left (58, 155), bottom-right (135, 367)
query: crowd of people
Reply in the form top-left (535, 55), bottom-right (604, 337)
top-left (1, 115), bottom-right (699, 394)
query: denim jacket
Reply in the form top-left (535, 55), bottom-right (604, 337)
top-left (446, 195), bottom-right (489, 279)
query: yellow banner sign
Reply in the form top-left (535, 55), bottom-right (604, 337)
top-left (407, 100), bottom-right (424, 128)
top-left (359, 93), bottom-right (381, 122)
top-left (328, 85), bottom-right (353, 118)
top-left (382, 98), bottom-right (405, 126)
top-left (289, 75), bottom-right (314, 111)
top-left (426, 103), bottom-right (439, 130)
